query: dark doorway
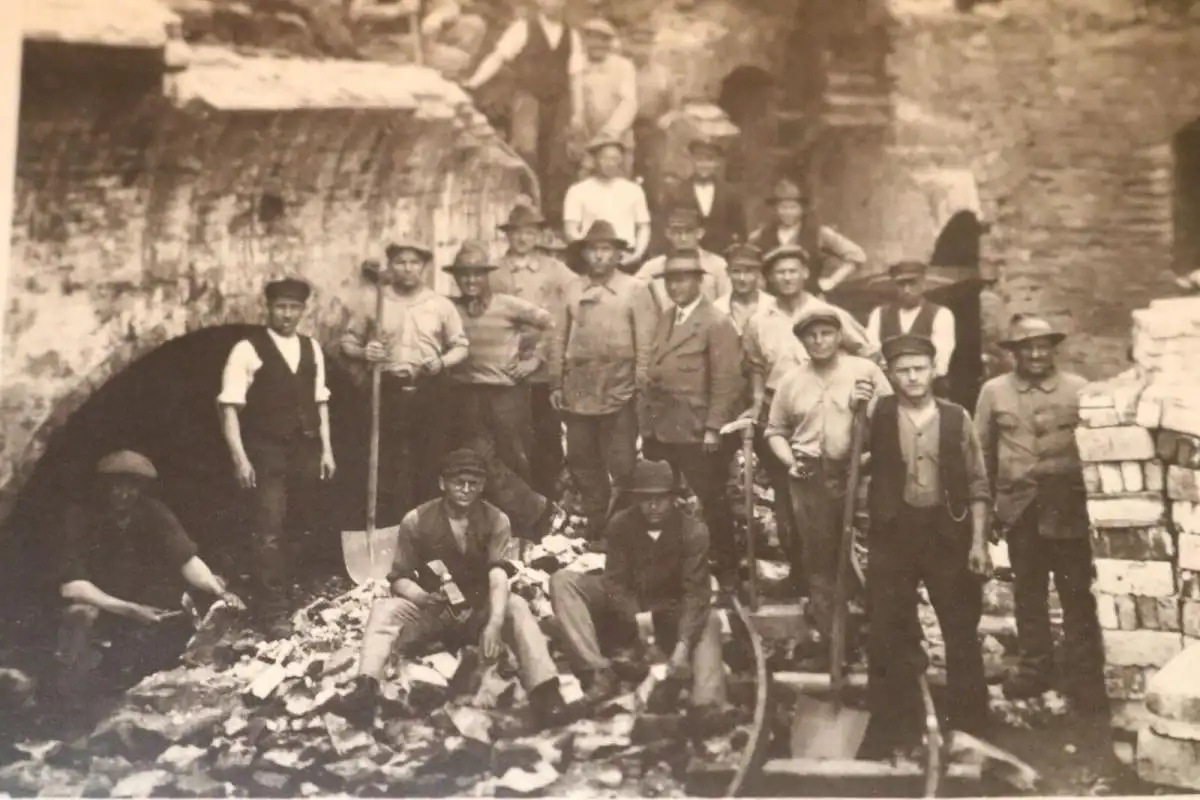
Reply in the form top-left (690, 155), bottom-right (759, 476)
top-left (1173, 119), bottom-right (1200, 277)
top-left (717, 65), bottom-right (778, 223)
top-left (930, 211), bottom-right (988, 411)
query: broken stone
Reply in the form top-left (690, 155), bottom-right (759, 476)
top-left (252, 770), bottom-right (291, 791)
top-left (424, 651), bottom-right (461, 682)
top-left (261, 748), bottom-right (314, 771)
top-left (471, 664), bottom-right (518, 709)
top-left (1093, 558), bottom-right (1176, 598)
top-left (172, 769), bottom-right (226, 797)
top-left (1137, 725), bottom-right (1200, 790)
top-left (323, 713), bottom-right (376, 756)
top-left (156, 743), bottom-right (207, 771)
top-left (1146, 641), bottom-right (1200, 723)
top-left (592, 766), bottom-right (624, 788)
top-left (90, 705), bottom-right (231, 759)
top-left (1104, 629), bottom-right (1184, 667)
top-left (110, 769), bottom-right (173, 798)
top-left (948, 731), bottom-right (1040, 793)
top-left (631, 713), bottom-right (684, 743)
top-left (495, 761), bottom-right (560, 795)
top-left (323, 755), bottom-right (383, 786)
top-left (398, 661), bottom-right (450, 689)
top-left (449, 706), bottom-right (494, 744)
top-left (492, 739), bottom-right (543, 773)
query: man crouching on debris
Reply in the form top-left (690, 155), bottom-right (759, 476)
top-left (865, 335), bottom-right (991, 759)
top-left (338, 449), bottom-right (570, 729)
top-left (548, 459), bottom-right (729, 722)
top-left (56, 451), bottom-right (245, 699)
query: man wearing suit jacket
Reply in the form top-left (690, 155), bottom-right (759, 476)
top-left (660, 137), bottom-right (747, 259)
top-left (640, 250), bottom-right (745, 584)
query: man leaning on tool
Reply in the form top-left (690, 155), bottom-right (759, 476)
top-left (219, 276), bottom-right (335, 639)
top-left (336, 449), bottom-right (570, 729)
top-left (549, 458), bottom-right (729, 723)
top-left (865, 334), bottom-right (991, 760)
top-left (975, 314), bottom-right (1106, 713)
top-left (765, 307), bottom-right (891, 659)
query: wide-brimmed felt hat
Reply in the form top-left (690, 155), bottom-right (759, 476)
top-left (687, 136), bottom-right (725, 157)
top-left (999, 313), bottom-right (1066, 349)
top-left (575, 220), bottom-right (631, 251)
top-left (581, 17), bottom-right (617, 38)
top-left (651, 250), bottom-right (705, 279)
top-left (882, 333), bottom-right (937, 363)
top-left (762, 242), bottom-right (810, 270)
top-left (626, 459), bottom-right (675, 495)
top-left (889, 260), bottom-right (928, 280)
top-left (792, 307), bottom-right (842, 338)
top-left (664, 205), bottom-right (702, 229)
top-left (586, 133), bottom-right (628, 154)
top-left (767, 178), bottom-right (808, 206)
top-left (264, 276), bottom-right (312, 303)
top-left (442, 448), bottom-right (487, 479)
top-left (539, 227), bottom-right (569, 252)
top-left (725, 242), bottom-right (763, 270)
top-left (385, 237), bottom-right (433, 263)
top-left (97, 450), bottom-right (158, 480)
top-left (499, 204), bottom-right (547, 232)
top-left (442, 240), bottom-right (499, 273)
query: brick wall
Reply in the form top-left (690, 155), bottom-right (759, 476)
top-left (0, 43), bottom-right (531, 525)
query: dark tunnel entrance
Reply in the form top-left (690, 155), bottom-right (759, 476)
top-left (0, 326), bottom-right (375, 662)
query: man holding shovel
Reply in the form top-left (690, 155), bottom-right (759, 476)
top-left (336, 449), bottom-right (570, 730)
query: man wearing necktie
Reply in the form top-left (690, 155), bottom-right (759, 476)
top-left (639, 251), bottom-right (745, 584)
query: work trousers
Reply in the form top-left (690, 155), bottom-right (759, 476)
top-left (1007, 503), bottom-right (1104, 693)
top-left (56, 603), bottom-right (194, 694)
top-left (548, 570), bottom-right (726, 707)
top-left (357, 594), bottom-right (557, 691)
top-left (564, 401), bottom-right (639, 531)
top-left (867, 506), bottom-right (988, 743)
top-left (757, 397), bottom-right (798, 587)
top-left (511, 89), bottom-right (572, 226)
top-left (788, 459), bottom-right (849, 639)
top-left (379, 375), bottom-right (449, 526)
top-left (643, 438), bottom-right (738, 574)
top-left (245, 434), bottom-right (322, 617)
top-left (529, 383), bottom-right (565, 501)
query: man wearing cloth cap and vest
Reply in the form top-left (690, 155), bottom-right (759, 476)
top-left (491, 204), bottom-right (579, 500)
top-left (549, 220), bottom-right (656, 540)
top-left (975, 315), bottom-right (1106, 711)
top-left (56, 451), bottom-right (245, 696)
top-left (337, 450), bottom-right (570, 729)
top-left (866, 261), bottom-right (956, 398)
top-left (640, 250), bottom-right (745, 584)
top-left (564, 136), bottom-right (651, 272)
top-left (342, 239), bottom-right (470, 522)
top-left (865, 334), bottom-right (991, 758)
top-left (714, 243), bottom-right (768, 337)
top-left (636, 206), bottom-right (731, 318)
top-left (219, 277), bottom-right (335, 638)
top-left (765, 308), bottom-right (891, 654)
top-left (660, 137), bottom-right (747, 259)
top-left (748, 179), bottom-right (865, 297)
top-left (573, 18), bottom-right (638, 176)
top-left (549, 458), bottom-right (729, 718)
top-left (742, 244), bottom-right (876, 592)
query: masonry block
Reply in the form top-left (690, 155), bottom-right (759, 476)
top-left (1175, 502), bottom-right (1200, 535)
top-left (1159, 597), bottom-right (1182, 632)
top-left (1162, 400), bottom-right (1200, 441)
top-left (1087, 495), bottom-right (1166, 528)
top-left (1183, 601), bottom-right (1200, 639)
top-left (1082, 464), bottom-right (1102, 495)
top-left (1080, 407), bottom-right (1121, 428)
top-left (1137, 727), bottom-right (1200, 790)
top-left (1122, 461), bottom-right (1145, 493)
top-left (1091, 526), bottom-right (1174, 561)
top-left (1112, 699), bottom-right (1154, 733)
top-left (1138, 596), bottom-right (1163, 630)
top-left (1150, 716), bottom-right (1200, 743)
top-left (1094, 559), bottom-right (1176, 598)
top-left (1096, 592), bottom-right (1118, 630)
top-left (1181, 571), bottom-right (1200, 601)
top-left (1147, 643), bottom-right (1200, 725)
top-left (1114, 594), bottom-right (1140, 629)
top-left (1145, 460), bottom-right (1166, 493)
top-left (1098, 463), bottom-right (1125, 495)
top-left (1169, 467), bottom-right (1200, 503)
top-left (1103, 629), bottom-right (1183, 668)
top-left (1137, 395), bottom-right (1165, 430)
top-left (1179, 533), bottom-right (1200, 572)
top-left (1076, 426), bottom-right (1155, 463)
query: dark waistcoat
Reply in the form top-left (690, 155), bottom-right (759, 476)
top-left (512, 18), bottom-right (572, 102)
top-left (242, 328), bottom-right (320, 444)
top-left (879, 301), bottom-right (943, 340)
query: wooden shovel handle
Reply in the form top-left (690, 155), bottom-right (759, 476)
top-left (366, 281), bottom-right (385, 549)
top-left (830, 404), bottom-right (868, 702)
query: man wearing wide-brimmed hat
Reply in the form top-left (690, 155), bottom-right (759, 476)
top-left (748, 178), bottom-right (865, 297)
top-left (975, 314), bottom-right (1104, 712)
top-left (640, 251), bottom-right (745, 584)
top-left (764, 307), bottom-right (891, 658)
top-left (342, 238), bottom-right (470, 522)
top-left (549, 458), bottom-right (729, 719)
top-left (564, 135), bottom-right (651, 270)
top-left (219, 275), bottom-right (334, 638)
top-left (492, 204), bottom-right (579, 500)
top-left (574, 17), bottom-right (638, 174)
top-left (635, 205), bottom-right (731, 316)
top-left (660, 136), bottom-right (746, 258)
top-left (549, 220), bottom-right (657, 540)
top-left (866, 260), bottom-right (956, 397)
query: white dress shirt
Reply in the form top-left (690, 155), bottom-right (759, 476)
top-left (218, 328), bottom-right (331, 405)
top-left (693, 183), bottom-right (715, 217)
top-left (866, 303), bottom-right (957, 377)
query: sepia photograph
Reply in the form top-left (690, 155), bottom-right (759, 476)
top-left (2, 0), bottom-right (1200, 795)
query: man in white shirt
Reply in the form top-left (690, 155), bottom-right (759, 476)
top-left (563, 135), bottom-right (651, 271)
top-left (713, 242), bottom-right (768, 338)
top-left (218, 277), bottom-right (335, 637)
top-left (636, 205), bottom-right (731, 316)
top-left (865, 261), bottom-right (956, 397)
top-left (573, 18), bottom-right (638, 177)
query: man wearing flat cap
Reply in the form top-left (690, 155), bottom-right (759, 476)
top-left (338, 449), bottom-right (570, 730)
top-left (713, 243), bottom-right (767, 337)
top-left (564, 136), bottom-right (651, 270)
top-left (636, 206), bottom-right (731, 317)
top-left (864, 334), bottom-right (991, 758)
top-left (660, 137), bottom-right (746, 259)
top-left (748, 178), bottom-right (865, 297)
top-left (219, 276), bottom-right (334, 638)
top-left (56, 451), bottom-right (244, 697)
top-left (975, 314), bottom-right (1105, 712)
top-left (491, 204), bottom-right (579, 500)
top-left (640, 251), bottom-right (745, 584)
top-left (342, 239), bottom-right (469, 521)
top-left (765, 307), bottom-right (891, 651)
top-left (573, 18), bottom-right (638, 176)
top-left (549, 458), bottom-right (729, 718)
top-left (866, 261), bottom-right (956, 397)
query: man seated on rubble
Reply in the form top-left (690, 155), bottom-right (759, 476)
top-left (548, 459), bottom-right (729, 724)
top-left (337, 449), bottom-right (569, 729)
top-left (55, 451), bottom-right (245, 698)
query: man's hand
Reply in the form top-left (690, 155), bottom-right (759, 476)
top-left (123, 603), bottom-right (172, 625)
top-left (480, 619), bottom-right (503, 662)
top-left (220, 591), bottom-right (248, 612)
top-left (549, 390), bottom-right (566, 412)
top-left (233, 454), bottom-right (256, 490)
top-left (420, 353), bottom-right (444, 377)
top-left (738, 405), bottom-right (760, 422)
top-left (364, 340), bottom-right (390, 363)
top-left (850, 377), bottom-right (875, 409)
top-left (703, 430), bottom-right (721, 453)
top-left (320, 449), bottom-right (336, 481)
top-left (510, 357), bottom-right (541, 383)
top-left (817, 276), bottom-right (837, 294)
top-left (968, 542), bottom-right (993, 579)
top-left (666, 643), bottom-right (691, 680)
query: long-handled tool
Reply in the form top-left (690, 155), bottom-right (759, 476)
top-left (341, 263), bottom-right (401, 586)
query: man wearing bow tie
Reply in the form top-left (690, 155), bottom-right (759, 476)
top-left (660, 137), bottom-right (746, 258)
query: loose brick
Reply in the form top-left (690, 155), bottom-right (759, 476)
top-left (1137, 727), bottom-right (1200, 790)
top-left (1076, 426), bottom-right (1155, 463)
top-left (1160, 597), bottom-right (1182, 632)
top-left (1180, 533), bottom-right (1200, 572)
top-left (1083, 464), bottom-right (1102, 495)
top-left (1137, 395), bottom-right (1164, 430)
top-left (1080, 407), bottom-right (1121, 428)
top-left (1162, 400), bottom-right (1200, 441)
top-left (1087, 495), bottom-right (1166, 528)
top-left (1145, 460), bottom-right (1166, 492)
top-left (1090, 526), bottom-right (1174, 561)
top-left (1104, 664), bottom-right (1148, 700)
top-left (1122, 461), bottom-right (1145, 493)
top-left (1184, 601), bottom-right (1200, 639)
top-left (1169, 466), bottom-right (1200, 502)
top-left (1094, 559), bottom-right (1176, 598)
top-left (1138, 596), bottom-right (1162, 630)
top-left (1115, 594), bottom-right (1140, 629)
top-left (1103, 629), bottom-right (1183, 667)
top-left (1098, 463), bottom-right (1125, 494)
top-left (1096, 592), bottom-right (1119, 630)
top-left (1148, 642), bottom-right (1200, 724)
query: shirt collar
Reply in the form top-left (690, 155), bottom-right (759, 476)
top-left (674, 297), bottom-right (702, 324)
top-left (1014, 371), bottom-right (1060, 394)
top-left (505, 252), bottom-right (538, 271)
top-left (266, 327), bottom-right (298, 345)
top-left (584, 272), bottom-right (620, 295)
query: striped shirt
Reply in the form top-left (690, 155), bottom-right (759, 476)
top-left (450, 293), bottom-right (553, 386)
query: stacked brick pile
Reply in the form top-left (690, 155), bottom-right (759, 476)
top-left (1076, 297), bottom-right (1200, 788)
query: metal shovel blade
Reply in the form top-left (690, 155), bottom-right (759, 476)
top-left (789, 693), bottom-right (872, 761)
top-left (340, 525), bottom-right (401, 586)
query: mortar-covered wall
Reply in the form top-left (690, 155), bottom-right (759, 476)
top-left (1, 43), bottom-right (531, 524)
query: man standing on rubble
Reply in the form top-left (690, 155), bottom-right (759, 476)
top-left (640, 252), bottom-right (745, 585)
top-left (636, 206), bottom-right (731, 317)
top-left (765, 308), bottom-right (891, 655)
top-left (338, 449), bottom-right (570, 729)
top-left (341, 239), bottom-right (469, 522)
top-left (549, 220), bottom-right (656, 541)
top-left (549, 458), bottom-right (729, 722)
top-left (55, 451), bottom-right (245, 697)
top-left (491, 204), bottom-right (578, 500)
top-left (219, 276), bottom-right (335, 638)
top-left (866, 261), bottom-right (956, 398)
top-left (865, 334), bottom-right (991, 758)
top-left (742, 245), bottom-right (876, 594)
top-left (975, 314), bottom-right (1106, 712)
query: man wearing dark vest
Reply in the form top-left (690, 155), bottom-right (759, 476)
top-left (660, 137), bottom-right (746, 259)
top-left (866, 261), bottom-right (956, 397)
top-left (219, 277), bottom-right (335, 638)
top-left (463, 0), bottom-right (584, 225)
top-left (865, 334), bottom-right (991, 760)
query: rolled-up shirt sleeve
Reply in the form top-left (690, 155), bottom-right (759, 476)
top-left (764, 372), bottom-right (797, 441)
top-left (819, 225), bottom-right (866, 265)
top-left (314, 343), bottom-right (332, 403)
top-left (487, 510), bottom-right (520, 578)
top-left (491, 19), bottom-right (528, 62)
top-left (386, 511), bottom-right (422, 585)
top-left (216, 340), bottom-right (261, 406)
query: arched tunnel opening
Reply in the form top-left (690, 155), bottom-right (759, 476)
top-left (0, 326), bottom-right (375, 665)
top-left (717, 65), bottom-right (778, 200)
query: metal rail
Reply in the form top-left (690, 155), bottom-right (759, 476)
top-left (724, 595), bottom-right (771, 798)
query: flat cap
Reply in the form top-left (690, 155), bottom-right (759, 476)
top-left (767, 178), bottom-right (807, 206)
top-left (725, 242), bottom-right (763, 270)
top-left (586, 132), bottom-right (627, 154)
top-left (889, 261), bottom-right (928, 280)
top-left (385, 238), bottom-right (433, 262)
top-left (442, 448), bottom-right (487, 479)
top-left (664, 205), bottom-right (702, 229)
top-left (762, 243), bottom-right (810, 269)
top-left (792, 307), bottom-right (842, 338)
top-left (581, 18), bottom-right (617, 38)
top-left (882, 333), bottom-right (937, 363)
top-left (97, 450), bottom-right (158, 480)
top-left (264, 276), bottom-right (311, 302)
